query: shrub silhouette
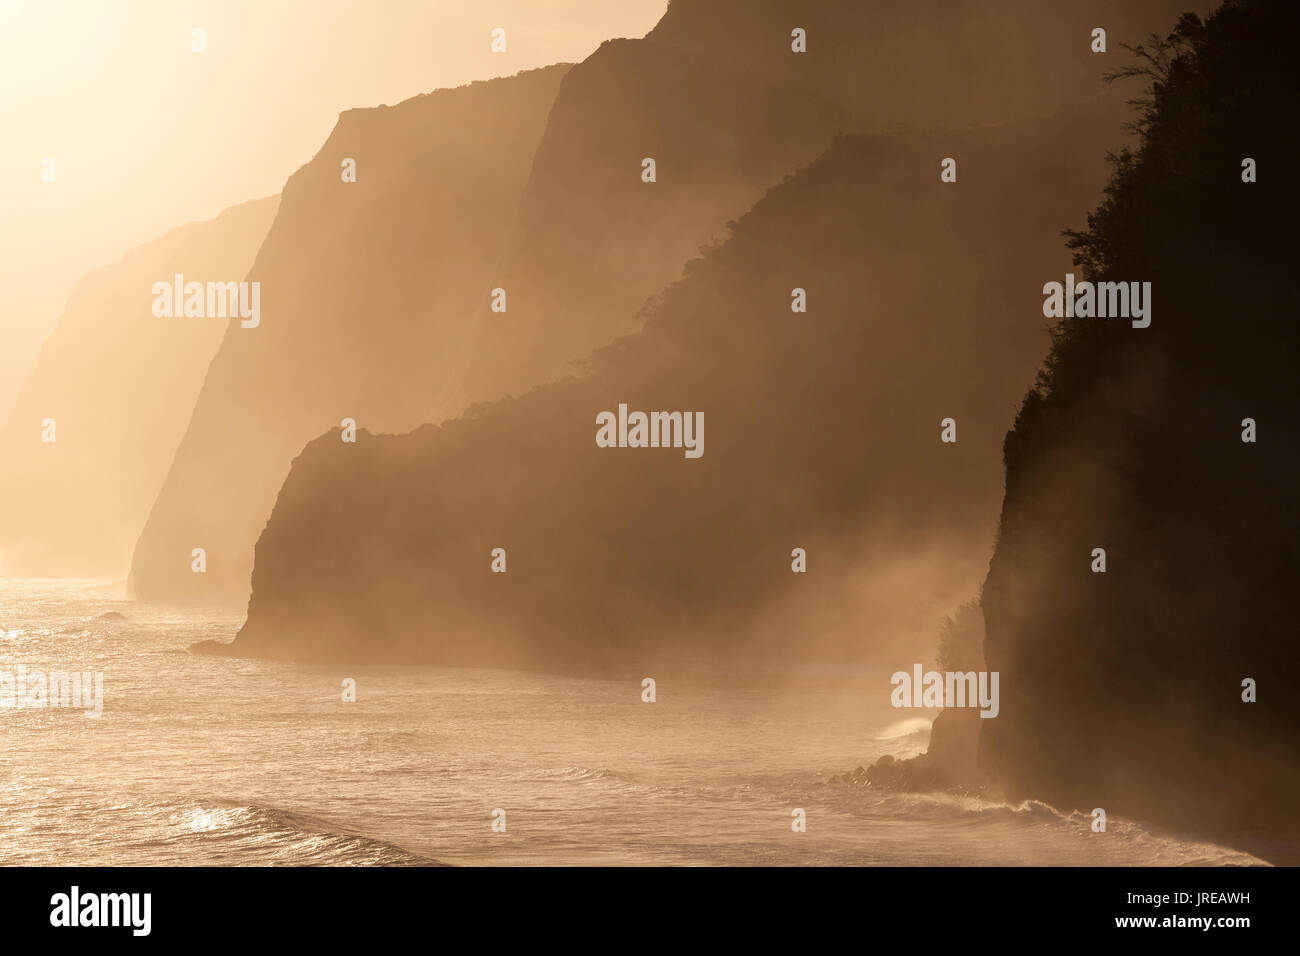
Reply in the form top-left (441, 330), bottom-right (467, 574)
top-left (982, 0), bottom-right (1300, 858)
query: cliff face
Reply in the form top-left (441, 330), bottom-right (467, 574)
top-left (127, 66), bottom-right (570, 602)
top-left (979, 0), bottom-right (1300, 852)
top-left (0, 197), bottom-right (278, 578)
top-left (437, 0), bottom-right (1204, 418)
top-left (133, 1), bottom-right (1199, 607)
top-left (433, 35), bottom-right (852, 417)
top-left (230, 101), bottom-right (1131, 670)
top-left (646, 0), bottom-right (1204, 128)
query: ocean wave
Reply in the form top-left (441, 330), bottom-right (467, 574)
top-left (539, 766), bottom-right (629, 782)
top-left (872, 717), bottom-right (933, 741)
top-left (529, 765), bottom-right (703, 800)
top-left (155, 801), bottom-right (445, 866)
top-left (829, 788), bottom-right (1074, 826)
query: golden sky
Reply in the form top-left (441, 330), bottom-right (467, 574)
top-left (0, 0), bottom-right (667, 413)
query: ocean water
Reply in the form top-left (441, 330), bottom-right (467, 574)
top-left (0, 579), bottom-right (1262, 866)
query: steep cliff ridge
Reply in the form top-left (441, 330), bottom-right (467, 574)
top-left (133, 1), bottom-right (1201, 605)
top-left (979, 0), bottom-right (1300, 856)
top-left (128, 66), bottom-right (569, 602)
top-left (228, 100), bottom-right (1129, 671)
top-left (434, 36), bottom-right (851, 416)
top-left (438, 0), bottom-right (1204, 421)
top-left (0, 196), bottom-right (278, 578)
top-left (647, 0), bottom-right (1203, 128)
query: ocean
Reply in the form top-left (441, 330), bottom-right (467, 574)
top-left (0, 578), bottom-right (1261, 866)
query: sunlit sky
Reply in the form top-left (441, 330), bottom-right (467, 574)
top-left (0, 0), bottom-right (668, 413)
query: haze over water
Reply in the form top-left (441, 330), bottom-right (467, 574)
top-left (0, 579), bottom-right (1259, 866)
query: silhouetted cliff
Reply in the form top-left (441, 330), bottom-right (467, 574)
top-left (134, 1), bottom-right (1198, 605)
top-left (227, 101), bottom-right (1134, 670)
top-left (648, 0), bottom-right (1202, 128)
top-left (128, 66), bottom-right (569, 602)
top-left (439, 0), bottom-right (1204, 418)
top-left (0, 196), bottom-right (277, 577)
top-left (979, 0), bottom-right (1300, 856)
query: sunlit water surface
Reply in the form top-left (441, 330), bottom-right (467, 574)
top-left (0, 579), bottom-right (1262, 866)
